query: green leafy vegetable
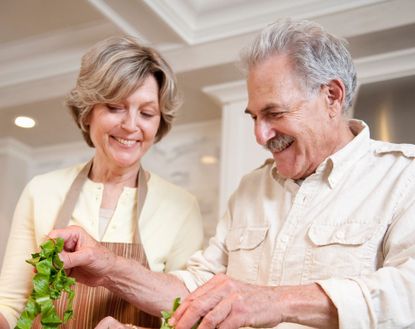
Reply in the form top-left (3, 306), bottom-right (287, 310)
top-left (15, 238), bottom-right (76, 329)
top-left (160, 297), bottom-right (199, 329)
top-left (161, 297), bottom-right (181, 329)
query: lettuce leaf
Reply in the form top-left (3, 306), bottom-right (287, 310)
top-left (160, 297), bottom-right (199, 329)
top-left (15, 238), bottom-right (76, 329)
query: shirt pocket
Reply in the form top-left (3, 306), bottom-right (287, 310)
top-left (226, 226), bottom-right (268, 283)
top-left (303, 221), bottom-right (381, 282)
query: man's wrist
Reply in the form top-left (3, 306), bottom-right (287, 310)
top-left (277, 284), bottom-right (338, 329)
top-left (102, 254), bottom-right (125, 288)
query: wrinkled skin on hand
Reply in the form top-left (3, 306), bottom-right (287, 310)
top-left (48, 225), bottom-right (117, 287)
top-left (170, 274), bottom-right (284, 329)
top-left (94, 316), bottom-right (139, 329)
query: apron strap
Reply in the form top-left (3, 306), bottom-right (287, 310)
top-left (54, 160), bottom-right (93, 229)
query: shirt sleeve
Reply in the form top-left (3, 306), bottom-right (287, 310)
top-left (317, 187), bottom-right (415, 329)
top-left (0, 181), bottom-right (38, 328)
top-left (170, 208), bottom-right (231, 292)
top-left (164, 197), bottom-right (204, 272)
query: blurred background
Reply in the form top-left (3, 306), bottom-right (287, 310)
top-left (1, 0), bottom-right (415, 264)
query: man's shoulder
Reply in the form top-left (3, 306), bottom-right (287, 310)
top-left (238, 158), bottom-right (275, 187)
top-left (371, 140), bottom-right (415, 159)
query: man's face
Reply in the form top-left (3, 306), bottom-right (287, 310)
top-left (246, 54), bottom-right (341, 180)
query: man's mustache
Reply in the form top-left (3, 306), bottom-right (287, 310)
top-left (265, 134), bottom-right (294, 152)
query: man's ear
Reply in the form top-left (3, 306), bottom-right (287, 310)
top-left (323, 79), bottom-right (345, 118)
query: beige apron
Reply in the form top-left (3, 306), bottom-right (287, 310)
top-left (32, 161), bottom-right (161, 328)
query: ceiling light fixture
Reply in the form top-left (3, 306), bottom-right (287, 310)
top-left (14, 116), bottom-right (36, 128)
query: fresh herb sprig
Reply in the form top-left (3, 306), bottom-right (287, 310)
top-left (161, 298), bottom-right (199, 329)
top-left (15, 238), bottom-right (76, 329)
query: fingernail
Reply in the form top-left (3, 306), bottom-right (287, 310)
top-left (168, 318), bottom-right (176, 326)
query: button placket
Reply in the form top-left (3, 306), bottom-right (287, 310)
top-left (269, 180), bottom-right (319, 284)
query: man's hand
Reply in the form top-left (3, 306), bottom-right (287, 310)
top-left (48, 225), bottom-right (117, 287)
top-left (94, 316), bottom-right (142, 329)
top-left (170, 274), bottom-right (338, 329)
top-left (170, 274), bottom-right (284, 329)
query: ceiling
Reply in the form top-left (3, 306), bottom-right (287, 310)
top-left (1, 0), bottom-right (415, 147)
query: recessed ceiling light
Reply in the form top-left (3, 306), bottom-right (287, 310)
top-left (200, 155), bottom-right (218, 165)
top-left (14, 116), bottom-right (36, 128)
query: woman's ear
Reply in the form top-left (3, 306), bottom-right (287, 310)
top-left (323, 79), bottom-right (345, 118)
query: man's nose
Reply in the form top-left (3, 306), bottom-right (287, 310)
top-left (255, 120), bottom-right (274, 146)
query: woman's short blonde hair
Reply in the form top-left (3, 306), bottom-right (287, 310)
top-left (66, 35), bottom-right (180, 147)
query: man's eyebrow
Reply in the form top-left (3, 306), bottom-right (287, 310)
top-left (245, 103), bottom-right (285, 115)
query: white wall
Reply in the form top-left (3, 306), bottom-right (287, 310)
top-left (0, 139), bottom-right (31, 265)
top-left (143, 120), bottom-right (221, 241)
top-left (219, 101), bottom-right (269, 216)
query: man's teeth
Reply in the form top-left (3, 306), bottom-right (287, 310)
top-left (114, 137), bottom-right (136, 146)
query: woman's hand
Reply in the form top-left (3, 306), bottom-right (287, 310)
top-left (48, 225), bottom-right (117, 287)
top-left (94, 316), bottom-right (142, 329)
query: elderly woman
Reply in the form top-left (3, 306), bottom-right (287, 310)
top-left (0, 36), bottom-right (204, 329)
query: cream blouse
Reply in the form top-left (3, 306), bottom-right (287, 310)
top-left (0, 164), bottom-right (204, 328)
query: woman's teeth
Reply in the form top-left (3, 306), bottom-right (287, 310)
top-left (114, 137), bottom-right (136, 146)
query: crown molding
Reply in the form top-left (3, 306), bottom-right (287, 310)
top-left (87, 0), bottom-right (148, 42)
top-left (355, 47), bottom-right (415, 85)
top-left (0, 71), bottom-right (76, 109)
top-left (202, 81), bottom-right (247, 106)
top-left (0, 22), bottom-right (115, 89)
top-left (0, 137), bottom-right (32, 162)
top-left (202, 47), bottom-right (415, 106)
top-left (144, 0), bottom-right (386, 45)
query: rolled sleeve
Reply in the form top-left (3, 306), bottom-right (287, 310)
top-left (169, 209), bottom-right (232, 291)
top-left (317, 278), bottom-right (373, 329)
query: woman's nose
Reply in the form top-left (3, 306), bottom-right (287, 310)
top-left (121, 110), bottom-right (138, 132)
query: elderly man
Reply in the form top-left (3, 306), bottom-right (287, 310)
top-left (42, 18), bottom-right (415, 329)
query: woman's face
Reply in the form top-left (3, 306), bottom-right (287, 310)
top-left (88, 75), bottom-right (161, 170)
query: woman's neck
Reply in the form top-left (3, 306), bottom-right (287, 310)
top-left (89, 160), bottom-right (139, 188)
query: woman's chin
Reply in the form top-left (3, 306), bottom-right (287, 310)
top-left (109, 156), bottom-right (142, 170)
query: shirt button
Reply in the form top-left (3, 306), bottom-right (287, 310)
top-left (239, 236), bottom-right (244, 243)
top-left (280, 235), bottom-right (289, 243)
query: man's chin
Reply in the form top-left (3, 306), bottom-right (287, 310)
top-left (273, 159), bottom-right (296, 180)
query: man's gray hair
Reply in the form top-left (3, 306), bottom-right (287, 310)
top-left (240, 18), bottom-right (357, 112)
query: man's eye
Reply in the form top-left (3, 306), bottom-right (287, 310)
top-left (269, 112), bottom-right (284, 118)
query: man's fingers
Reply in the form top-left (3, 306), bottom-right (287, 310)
top-left (49, 225), bottom-right (99, 252)
top-left (94, 316), bottom-right (125, 329)
top-left (172, 274), bottom-right (228, 325)
top-left (173, 277), bottom-right (233, 329)
top-left (59, 248), bottom-right (95, 270)
top-left (198, 297), bottom-right (233, 329)
top-left (48, 226), bottom-right (82, 251)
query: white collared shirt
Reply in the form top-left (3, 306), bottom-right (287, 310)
top-left (172, 120), bottom-right (415, 328)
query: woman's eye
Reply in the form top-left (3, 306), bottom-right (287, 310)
top-left (106, 104), bottom-right (124, 112)
top-left (141, 112), bottom-right (154, 118)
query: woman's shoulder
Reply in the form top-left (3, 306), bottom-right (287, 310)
top-left (27, 163), bottom-right (86, 192)
top-left (147, 172), bottom-right (197, 204)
